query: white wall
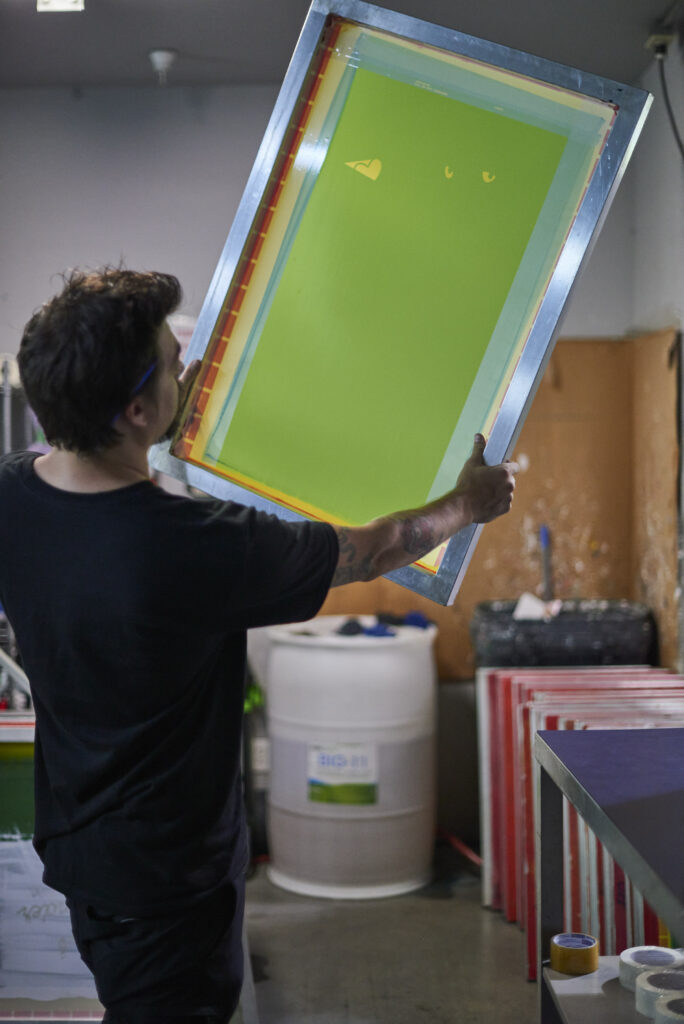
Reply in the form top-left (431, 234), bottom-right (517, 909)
top-left (1, 49), bottom-right (682, 355)
top-left (560, 170), bottom-right (635, 338)
top-left (0, 85), bottom-right (278, 354)
top-left (631, 43), bottom-right (684, 333)
top-left (559, 41), bottom-right (684, 339)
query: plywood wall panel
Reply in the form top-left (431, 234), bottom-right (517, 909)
top-left (319, 337), bottom-right (679, 678)
top-left (630, 329), bottom-right (679, 669)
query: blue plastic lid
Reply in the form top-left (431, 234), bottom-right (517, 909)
top-left (362, 623), bottom-right (396, 638)
top-left (403, 611), bottom-right (431, 629)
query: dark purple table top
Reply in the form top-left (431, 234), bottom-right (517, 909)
top-left (537, 728), bottom-right (684, 914)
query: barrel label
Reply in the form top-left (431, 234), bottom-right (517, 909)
top-left (307, 743), bottom-right (378, 804)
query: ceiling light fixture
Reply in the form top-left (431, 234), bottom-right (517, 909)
top-left (37, 0), bottom-right (85, 10)
top-left (148, 49), bottom-right (178, 86)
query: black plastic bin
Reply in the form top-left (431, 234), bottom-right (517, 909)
top-left (470, 599), bottom-right (657, 668)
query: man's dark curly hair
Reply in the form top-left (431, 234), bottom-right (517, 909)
top-left (18, 268), bottom-right (181, 453)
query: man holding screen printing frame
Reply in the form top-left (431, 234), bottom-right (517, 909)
top-left (0, 268), bottom-right (517, 1023)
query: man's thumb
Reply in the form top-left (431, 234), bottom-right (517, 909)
top-left (469, 433), bottom-right (486, 463)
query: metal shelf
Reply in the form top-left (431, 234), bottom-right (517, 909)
top-left (544, 957), bottom-right (643, 1024)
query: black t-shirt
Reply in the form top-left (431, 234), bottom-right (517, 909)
top-left (0, 452), bottom-right (338, 916)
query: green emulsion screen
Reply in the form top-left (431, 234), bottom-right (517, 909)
top-left (174, 16), bottom-right (615, 567)
top-left (215, 73), bottom-right (564, 522)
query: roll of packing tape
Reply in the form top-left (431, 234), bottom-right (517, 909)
top-left (620, 948), bottom-right (684, 991)
top-left (656, 996), bottom-right (684, 1024)
top-left (550, 933), bottom-right (599, 975)
top-left (636, 970), bottom-right (684, 1018)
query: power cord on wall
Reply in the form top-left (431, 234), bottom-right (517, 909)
top-left (647, 0), bottom-right (684, 163)
top-left (653, 42), bottom-right (684, 162)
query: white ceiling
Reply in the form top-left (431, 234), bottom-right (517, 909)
top-left (0, 0), bottom-right (680, 90)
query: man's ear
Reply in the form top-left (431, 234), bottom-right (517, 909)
top-left (122, 394), bottom-right (152, 430)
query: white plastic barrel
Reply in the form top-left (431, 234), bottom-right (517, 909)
top-left (265, 615), bottom-right (437, 899)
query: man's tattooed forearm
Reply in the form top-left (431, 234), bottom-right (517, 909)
top-left (337, 528), bottom-right (357, 563)
top-left (394, 516), bottom-right (439, 557)
top-left (332, 528), bottom-right (375, 585)
top-left (332, 515), bottom-right (441, 587)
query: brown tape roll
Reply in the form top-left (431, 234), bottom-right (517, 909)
top-left (550, 933), bottom-right (599, 975)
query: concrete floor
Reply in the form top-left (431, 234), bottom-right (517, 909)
top-left (245, 847), bottom-right (537, 1024)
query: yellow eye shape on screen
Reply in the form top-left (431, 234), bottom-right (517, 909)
top-left (444, 167), bottom-right (496, 182)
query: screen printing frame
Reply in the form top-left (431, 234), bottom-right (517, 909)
top-left (150, 0), bottom-right (651, 605)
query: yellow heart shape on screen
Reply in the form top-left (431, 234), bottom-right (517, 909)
top-left (345, 158), bottom-right (382, 181)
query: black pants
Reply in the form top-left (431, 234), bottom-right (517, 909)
top-left (67, 878), bottom-right (245, 1023)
